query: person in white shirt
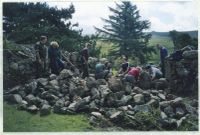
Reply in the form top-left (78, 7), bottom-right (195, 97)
top-left (145, 65), bottom-right (163, 80)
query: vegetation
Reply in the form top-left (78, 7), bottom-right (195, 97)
top-left (3, 102), bottom-right (97, 132)
top-left (95, 1), bottom-right (155, 64)
top-left (169, 30), bottom-right (198, 50)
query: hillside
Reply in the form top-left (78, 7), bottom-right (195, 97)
top-left (150, 30), bottom-right (198, 38)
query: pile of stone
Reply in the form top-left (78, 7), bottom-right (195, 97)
top-left (165, 49), bottom-right (198, 96)
top-left (3, 68), bottom-right (198, 130)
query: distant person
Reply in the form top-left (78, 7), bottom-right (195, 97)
top-left (118, 55), bottom-right (130, 76)
top-left (34, 35), bottom-right (48, 78)
top-left (123, 67), bottom-right (142, 87)
top-left (145, 65), bottom-right (163, 80)
top-left (48, 41), bottom-right (64, 75)
top-left (80, 43), bottom-right (91, 78)
top-left (157, 44), bottom-right (168, 77)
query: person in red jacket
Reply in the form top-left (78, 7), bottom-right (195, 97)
top-left (123, 66), bottom-right (142, 86)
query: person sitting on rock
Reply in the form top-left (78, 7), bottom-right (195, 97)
top-left (34, 35), bottom-right (49, 78)
top-left (118, 55), bottom-right (130, 76)
top-left (95, 60), bottom-right (110, 80)
top-left (123, 66), bottom-right (142, 87)
top-left (48, 41), bottom-right (64, 75)
top-left (145, 65), bottom-right (163, 80)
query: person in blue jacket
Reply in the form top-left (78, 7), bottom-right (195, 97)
top-left (48, 41), bottom-right (64, 75)
top-left (157, 44), bottom-right (168, 77)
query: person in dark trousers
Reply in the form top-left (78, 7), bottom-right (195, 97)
top-left (34, 35), bottom-right (48, 78)
top-left (80, 43), bottom-right (91, 78)
top-left (118, 55), bottom-right (130, 76)
top-left (48, 41), bottom-right (64, 75)
top-left (157, 44), bottom-right (168, 77)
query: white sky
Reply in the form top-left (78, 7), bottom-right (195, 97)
top-left (48, 1), bottom-right (198, 35)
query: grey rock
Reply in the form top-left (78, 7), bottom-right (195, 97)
top-left (27, 105), bottom-right (38, 113)
top-left (91, 88), bottom-right (100, 100)
top-left (59, 69), bottom-right (73, 80)
top-left (49, 74), bottom-right (57, 80)
top-left (89, 101), bottom-right (99, 111)
top-left (175, 107), bottom-right (185, 118)
top-left (10, 62), bottom-right (18, 70)
top-left (160, 111), bottom-right (168, 119)
top-left (37, 78), bottom-right (48, 86)
top-left (17, 100), bottom-right (28, 110)
top-left (91, 112), bottom-right (102, 118)
top-left (49, 79), bottom-right (59, 86)
top-left (108, 77), bottom-right (123, 92)
top-left (8, 94), bottom-right (23, 104)
top-left (160, 118), bottom-right (177, 129)
top-left (110, 111), bottom-right (123, 122)
top-left (64, 101), bottom-right (71, 107)
top-left (159, 101), bottom-right (172, 110)
top-left (98, 85), bottom-right (111, 98)
top-left (164, 106), bottom-right (175, 118)
top-left (146, 99), bottom-right (159, 108)
top-left (6, 85), bottom-right (21, 94)
top-left (182, 50), bottom-right (198, 59)
top-left (86, 77), bottom-right (97, 89)
top-left (96, 79), bottom-right (107, 85)
top-left (171, 97), bottom-right (183, 107)
top-left (158, 93), bottom-right (166, 100)
top-left (40, 104), bottom-right (51, 116)
top-left (132, 87), bottom-right (144, 94)
top-left (133, 104), bottom-right (151, 113)
top-left (151, 90), bottom-right (159, 95)
top-left (133, 94), bottom-right (145, 105)
top-left (176, 116), bottom-right (186, 128)
top-left (138, 71), bottom-right (152, 90)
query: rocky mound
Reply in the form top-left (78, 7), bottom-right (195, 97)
top-left (3, 68), bottom-right (198, 130)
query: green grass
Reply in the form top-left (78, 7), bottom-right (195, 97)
top-left (3, 102), bottom-right (97, 132)
top-left (96, 36), bottom-right (174, 66)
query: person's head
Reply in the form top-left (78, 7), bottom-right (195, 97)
top-left (105, 61), bottom-right (112, 68)
top-left (156, 44), bottom-right (162, 49)
top-left (145, 65), bottom-right (152, 71)
top-left (40, 36), bottom-right (47, 44)
top-left (136, 66), bottom-right (142, 73)
top-left (122, 55), bottom-right (128, 62)
top-left (50, 41), bottom-right (59, 48)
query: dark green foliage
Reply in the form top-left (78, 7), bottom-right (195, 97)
top-left (95, 2), bottom-right (155, 64)
top-left (3, 2), bottom-right (101, 58)
top-left (169, 30), bottom-right (198, 50)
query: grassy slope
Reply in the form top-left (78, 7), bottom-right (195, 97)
top-left (96, 35), bottom-right (174, 65)
top-left (3, 102), bottom-right (97, 132)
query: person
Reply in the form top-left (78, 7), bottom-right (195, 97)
top-left (48, 41), bottom-right (64, 75)
top-left (123, 67), bottom-right (142, 87)
top-left (145, 65), bottom-right (163, 80)
top-left (34, 35), bottom-right (48, 78)
top-left (95, 60), bottom-right (109, 79)
top-left (118, 55), bottom-right (130, 76)
top-left (80, 43), bottom-right (91, 78)
top-left (157, 44), bottom-right (168, 77)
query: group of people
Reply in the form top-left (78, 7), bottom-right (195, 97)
top-left (34, 35), bottom-right (168, 86)
top-left (34, 35), bottom-right (92, 78)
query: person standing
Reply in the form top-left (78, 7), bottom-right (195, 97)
top-left (80, 43), bottom-right (91, 78)
top-left (157, 44), bottom-right (168, 77)
top-left (48, 41), bottom-right (64, 75)
top-left (34, 35), bottom-right (48, 78)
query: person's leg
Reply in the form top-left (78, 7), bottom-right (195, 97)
top-left (161, 60), bottom-right (165, 77)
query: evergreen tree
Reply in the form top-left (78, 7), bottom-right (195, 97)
top-left (3, 2), bottom-right (81, 45)
top-left (95, 2), bottom-right (154, 64)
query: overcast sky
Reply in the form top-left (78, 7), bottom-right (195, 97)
top-left (48, 1), bottom-right (198, 35)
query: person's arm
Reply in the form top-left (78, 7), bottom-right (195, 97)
top-left (123, 63), bottom-right (129, 75)
top-left (151, 68), bottom-right (156, 80)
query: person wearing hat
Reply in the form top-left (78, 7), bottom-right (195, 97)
top-left (145, 65), bottom-right (163, 80)
top-left (34, 35), bottom-right (49, 78)
top-left (48, 41), bottom-right (64, 75)
top-left (80, 43), bottom-right (91, 78)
